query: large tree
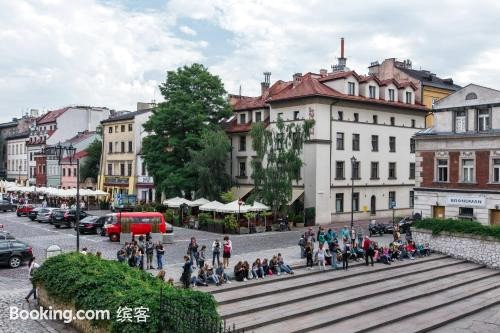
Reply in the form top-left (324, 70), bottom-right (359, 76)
top-left (79, 139), bottom-right (102, 182)
top-left (189, 129), bottom-right (232, 200)
top-left (250, 117), bottom-right (314, 219)
top-left (142, 64), bottom-right (231, 198)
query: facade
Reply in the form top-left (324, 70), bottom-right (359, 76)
top-left (368, 58), bottom-right (461, 127)
top-left (5, 132), bottom-right (29, 182)
top-left (98, 109), bottom-right (155, 201)
top-left (226, 49), bottom-right (427, 224)
top-left (414, 84), bottom-right (500, 226)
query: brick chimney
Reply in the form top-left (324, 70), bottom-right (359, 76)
top-left (293, 73), bottom-right (302, 87)
top-left (261, 72), bottom-right (271, 95)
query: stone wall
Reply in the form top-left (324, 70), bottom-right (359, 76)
top-left (412, 228), bottom-right (500, 269)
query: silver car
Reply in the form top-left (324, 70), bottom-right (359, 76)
top-left (36, 208), bottom-right (56, 223)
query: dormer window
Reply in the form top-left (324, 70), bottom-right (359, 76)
top-left (405, 91), bottom-right (412, 104)
top-left (477, 109), bottom-right (490, 132)
top-left (348, 82), bottom-right (355, 96)
top-left (240, 113), bottom-right (246, 124)
top-left (388, 89), bottom-right (395, 102)
top-left (465, 92), bottom-right (477, 100)
top-left (455, 111), bottom-right (466, 133)
top-left (255, 112), bottom-right (262, 122)
top-left (369, 86), bottom-right (376, 99)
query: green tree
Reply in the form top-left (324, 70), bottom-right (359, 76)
top-left (79, 139), bottom-right (102, 182)
top-left (189, 129), bottom-right (232, 200)
top-left (250, 117), bottom-right (314, 220)
top-left (142, 64), bottom-right (231, 198)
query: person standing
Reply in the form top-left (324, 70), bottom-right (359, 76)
top-left (342, 237), bottom-right (351, 271)
top-left (145, 238), bottom-right (154, 269)
top-left (357, 227), bottom-right (363, 247)
top-left (222, 235), bottom-right (232, 269)
top-left (25, 257), bottom-right (39, 302)
top-left (212, 239), bottom-right (221, 266)
top-left (340, 226), bottom-right (350, 241)
top-left (317, 244), bottom-right (326, 271)
top-left (187, 237), bottom-right (199, 269)
top-left (351, 227), bottom-right (356, 248)
top-left (305, 242), bottom-right (314, 270)
top-left (155, 241), bottom-right (165, 270)
top-left (198, 245), bottom-right (207, 268)
top-left (181, 256), bottom-right (192, 288)
top-left (363, 236), bottom-right (374, 266)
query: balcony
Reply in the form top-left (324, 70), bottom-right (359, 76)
top-left (104, 176), bottom-right (130, 186)
top-left (137, 176), bottom-right (153, 184)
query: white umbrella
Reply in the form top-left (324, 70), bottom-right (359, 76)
top-left (218, 200), bottom-right (250, 214)
top-left (249, 201), bottom-right (270, 212)
top-left (199, 200), bottom-right (225, 219)
top-left (163, 197), bottom-right (193, 208)
top-left (190, 198), bottom-right (210, 207)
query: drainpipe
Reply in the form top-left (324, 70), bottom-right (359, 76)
top-left (329, 100), bottom-right (340, 198)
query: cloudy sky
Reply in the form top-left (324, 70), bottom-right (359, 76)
top-left (1, 0), bottom-right (500, 122)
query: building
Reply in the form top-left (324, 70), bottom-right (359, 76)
top-left (414, 84), bottom-right (500, 226)
top-left (368, 58), bottom-right (461, 127)
top-left (5, 132), bottom-right (29, 182)
top-left (98, 109), bottom-right (155, 201)
top-left (226, 40), bottom-right (427, 224)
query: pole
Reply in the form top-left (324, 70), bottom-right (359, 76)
top-left (76, 159), bottom-right (80, 252)
top-left (350, 168), bottom-right (354, 231)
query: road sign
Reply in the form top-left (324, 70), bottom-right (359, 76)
top-left (390, 201), bottom-right (396, 209)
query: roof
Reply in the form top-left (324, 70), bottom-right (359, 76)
top-left (0, 121), bottom-right (18, 129)
top-left (101, 109), bottom-right (151, 124)
top-left (224, 116), bottom-right (270, 133)
top-left (61, 131), bottom-right (97, 145)
top-left (398, 67), bottom-right (461, 91)
top-left (5, 131), bottom-right (30, 141)
top-left (61, 150), bottom-right (88, 163)
top-left (37, 107), bottom-right (69, 125)
top-left (318, 70), bottom-right (361, 82)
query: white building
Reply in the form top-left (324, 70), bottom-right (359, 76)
top-left (5, 132), bottom-right (29, 182)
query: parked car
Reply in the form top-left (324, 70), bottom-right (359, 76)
top-left (0, 231), bottom-right (15, 241)
top-left (36, 208), bottom-right (57, 223)
top-left (51, 209), bottom-right (90, 228)
top-left (0, 240), bottom-right (33, 268)
top-left (105, 212), bottom-right (173, 242)
top-left (16, 204), bottom-right (35, 217)
top-left (77, 215), bottom-right (108, 235)
top-left (28, 207), bottom-right (44, 221)
top-left (0, 200), bottom-right (15, 212)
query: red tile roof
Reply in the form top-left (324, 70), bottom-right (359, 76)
top-left (37, 107), bottom-right (69, 124)
top-left (318, 70), bottom-right (361, 82)
top-left (61, 150), bottom-right (88, 163)
top-left (225, 117), bottom-right (270, 133)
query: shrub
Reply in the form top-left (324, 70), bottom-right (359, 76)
top-left (414, 218), bottom-right (500, 240)
top-left (223, 214), bottom-right (238, 232)
top-left (33, 253), bottom-right (219, 333)
top-left (163, 209), bottom-right (175, 223)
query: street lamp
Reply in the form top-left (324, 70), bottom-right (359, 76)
top-left (350, 156), bottom-right (357, 231)
top-left (237, 199), bottom-right (243, 223)
top-left (18, 165), bottom-right (22, 184)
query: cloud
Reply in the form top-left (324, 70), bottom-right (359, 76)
top-left (179, 25), bottom-right (197, 36)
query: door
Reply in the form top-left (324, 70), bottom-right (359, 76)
top-left (433, 206), bottom-right (445, 219)
top-left (490, 210), bottom-right (500, 226)
top-left (370, 196), bottom-right (376, 215)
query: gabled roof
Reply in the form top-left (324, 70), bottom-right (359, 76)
top-left (358, 75), bottom-right (383, 85)
top-left (399, 67), bottom-right (461, 91)
top-left (397, 81), bottom-right (418, 90)
top-left (379, 78), bottom-right (400, 87)
top-left (268, 74), bottom-right (343, 102)
top-left (101, 109), bottom-right (151, 124)
top-left (37, 107), bottom-right (69, 125)
top-left (61, 131), bottom-right (97, 145)
top-left (318, 70), bottom-right (361, 82)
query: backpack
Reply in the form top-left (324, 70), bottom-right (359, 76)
top-left (223, 243), bottom-right (231, 254)
top-left (318, 233), bottom-right (325, 244)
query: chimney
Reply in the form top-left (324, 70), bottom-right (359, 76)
top-left (319, 69), bottom-right (328, 76)
top-left (340, 37), bottom-right (344, 58)
top-left (292, 73), bottom-right (302, 87)
top-left (261, 72), bottom-right (271, 95)
top-left (332, 37), bottom-right (348, 72)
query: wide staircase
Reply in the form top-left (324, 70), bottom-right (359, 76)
top-left (206, 255), bottom-right (500, 333)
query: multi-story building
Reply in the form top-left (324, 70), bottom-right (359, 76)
top-left (5, 132), bottom-right (29, 182)
top-left (414, 84), bottom-right (500, 226)
top-left (226, 45), bottom-right (427, 224)
top-left (368, 58), bottom-right (461, 127)
top-left (98, 109), bottom-right (155, 201)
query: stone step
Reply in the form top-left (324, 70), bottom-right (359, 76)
top-left (362, 288), bottom-right (500, 333)
top-left (219, 258), bottom-right (473, 318)
top-left (245, 268), bottom-right (500, 333)
top-left (213, 255), bottom-right (449, 304)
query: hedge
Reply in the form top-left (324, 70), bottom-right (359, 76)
top-left (33, 253), bottom-right (219, 332)
top-left (414, 218), bottom-right (500, 241)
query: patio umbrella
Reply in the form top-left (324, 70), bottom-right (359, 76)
top-left (163, 197), bottom-right (193, 208)
top-left (249, 201), bottom-right (270, 229)
top-left (199, 200), bottom-right (225, 219)
top-left (190, 198), bottom-right (210, 207)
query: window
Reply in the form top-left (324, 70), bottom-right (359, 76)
top-left (127, 163), bottom-right (132, 176)
top-left (353, 113), bottom-right (359, 122)
top-left (239, 136), bottom-right (246, 151)
top-left (493, 159), bottom-right (500, 183)
top-left (389, 136), bottom-right (396, 152)
top-left (141, 162), bottom-right (146, 176)
top-left (121, 142), bottom-right (125, 153)
top-left (338, 111), bottom-right (343, 121)
top-left (373, 115), bottom-right (378, 124)
top-left (115, 125), bottom-right (118, 132)
top-left (255, 112), bottom-right (262, 122)
top-left (128, 141), bottom-right (133, 153)
top-left (240, 113), bottom-right (246, 124)
top-left (388, 191), bottom-right (396, 209)
top-left (455, 111), bottom-right (466, 133)
top-left (437, 159), bottom-right (448, 182)
top-left (369, 85), bottom-right (376, 99)
top-left (121, 125), bottom-right (125, 132)
top-left (478, 110), bottom-right (490, 131)
top-left (108, 142), bottom-right (113, 153)
top-left (62, 168), bottom-right (66, 177)
top-left (390, 117), bottom-right (395, 126)
top-left (459, 207), bottom-right (474, 217)
top-left (352, 134), bottom-right (360, 151)
top-left (336, 132), bottom-right (344, 150)
top-left (405, 91), bottom-right (412, 104)
top-left (73, 168), bottom-right (76, 176)
top-left (409, 191), bottom-right (414, 208)
top-left (370, 162), bottom-right (379, 179)
top-left (388, 162), bottom-right (397, 179)
top-left (409, 162), bottom-right (416, 179)
top-left (120, 163), bottom-right (125, 176)
top-left (293, 111), bottom-right (300, 120)
top-left (239, 161), bottom-right (246, 177)
top-left (67, 168), bottom-right (71, 177)
top-left (388, 89), bottom-right (395, 102)
top-left (462, 159), bottom-right (474, 182)
top-left (411, 119), bottom-right (416, 128)
top-left (352, 192), bottom-right (360, 212)
top-left (410, 138), bottom-right (415, 153)
top-left (352, 161), bottom-right (360, 179)
top-left (107, 164), bottom-right (112, 176)
top-left (336, 193), bottom-right (344, 213)
top-left (371, 135), bottom-right (379, 152)
top-left (128, 123), bottom-right (133, 131)
top-left (465, 92), bottom-right (477, 100)
top-left (348, 82), bottom-right (355, 96)
top-left (335, 161), bottom-right (345, 179)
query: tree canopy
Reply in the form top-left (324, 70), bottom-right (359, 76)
top-left (79, 139), bottom-right (102, 182)
top-left (142, 64), bottom-right (232, 198)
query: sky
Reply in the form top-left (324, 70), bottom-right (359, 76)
top-left (2, 0), bottom-right (500, 122)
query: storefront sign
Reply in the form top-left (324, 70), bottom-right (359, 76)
top-left (446, 196), bottom-right (485, 207)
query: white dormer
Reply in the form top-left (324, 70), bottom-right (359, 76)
top-left (359, 79), bottom-right (380, 99)
top-left (398, 85), bottom-right (416, 105)
top-left (380, 81), bottom-right (398, 102)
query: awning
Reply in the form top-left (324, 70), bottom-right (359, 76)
top-left (230, 185), bottom-right (254, 200)
top-left (288, 188), bottom-right (304, 205)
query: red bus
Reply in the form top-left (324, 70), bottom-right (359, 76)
top-left (104, 212), bottom-right (173, 242)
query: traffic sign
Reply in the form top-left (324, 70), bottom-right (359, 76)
top-left (390, 201), bottom-right (396, 209)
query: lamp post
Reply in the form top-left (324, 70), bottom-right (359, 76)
top-left (18, 165), bottom-right (22, 184)
top-left (237, 199), bottom-right (243, 223)
top-left (350, 156), bottom-right (357, 231)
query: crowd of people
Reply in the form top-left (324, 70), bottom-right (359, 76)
top-left (116, 234), bottom-right (166, 271)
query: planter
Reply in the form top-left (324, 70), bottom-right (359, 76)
top-left (295, 222), bottom-right (305, 228)
top-left (255, 226), bottom-right (266, 233)
top-left (239, 227), bottom-right (250, 234)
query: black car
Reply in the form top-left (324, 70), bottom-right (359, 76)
top-left (28, 207), bottom-right (44, 221)
top-left (0, 200), bottom-right (15, 212)
top-left (0, 231), bottom-right (15, 241)
top-left (77, 215), bottom-right (107, 235)
top-left (51, 209), bottom-right (90, 228)
top-left (0, 240), bottom-right (33, 268)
